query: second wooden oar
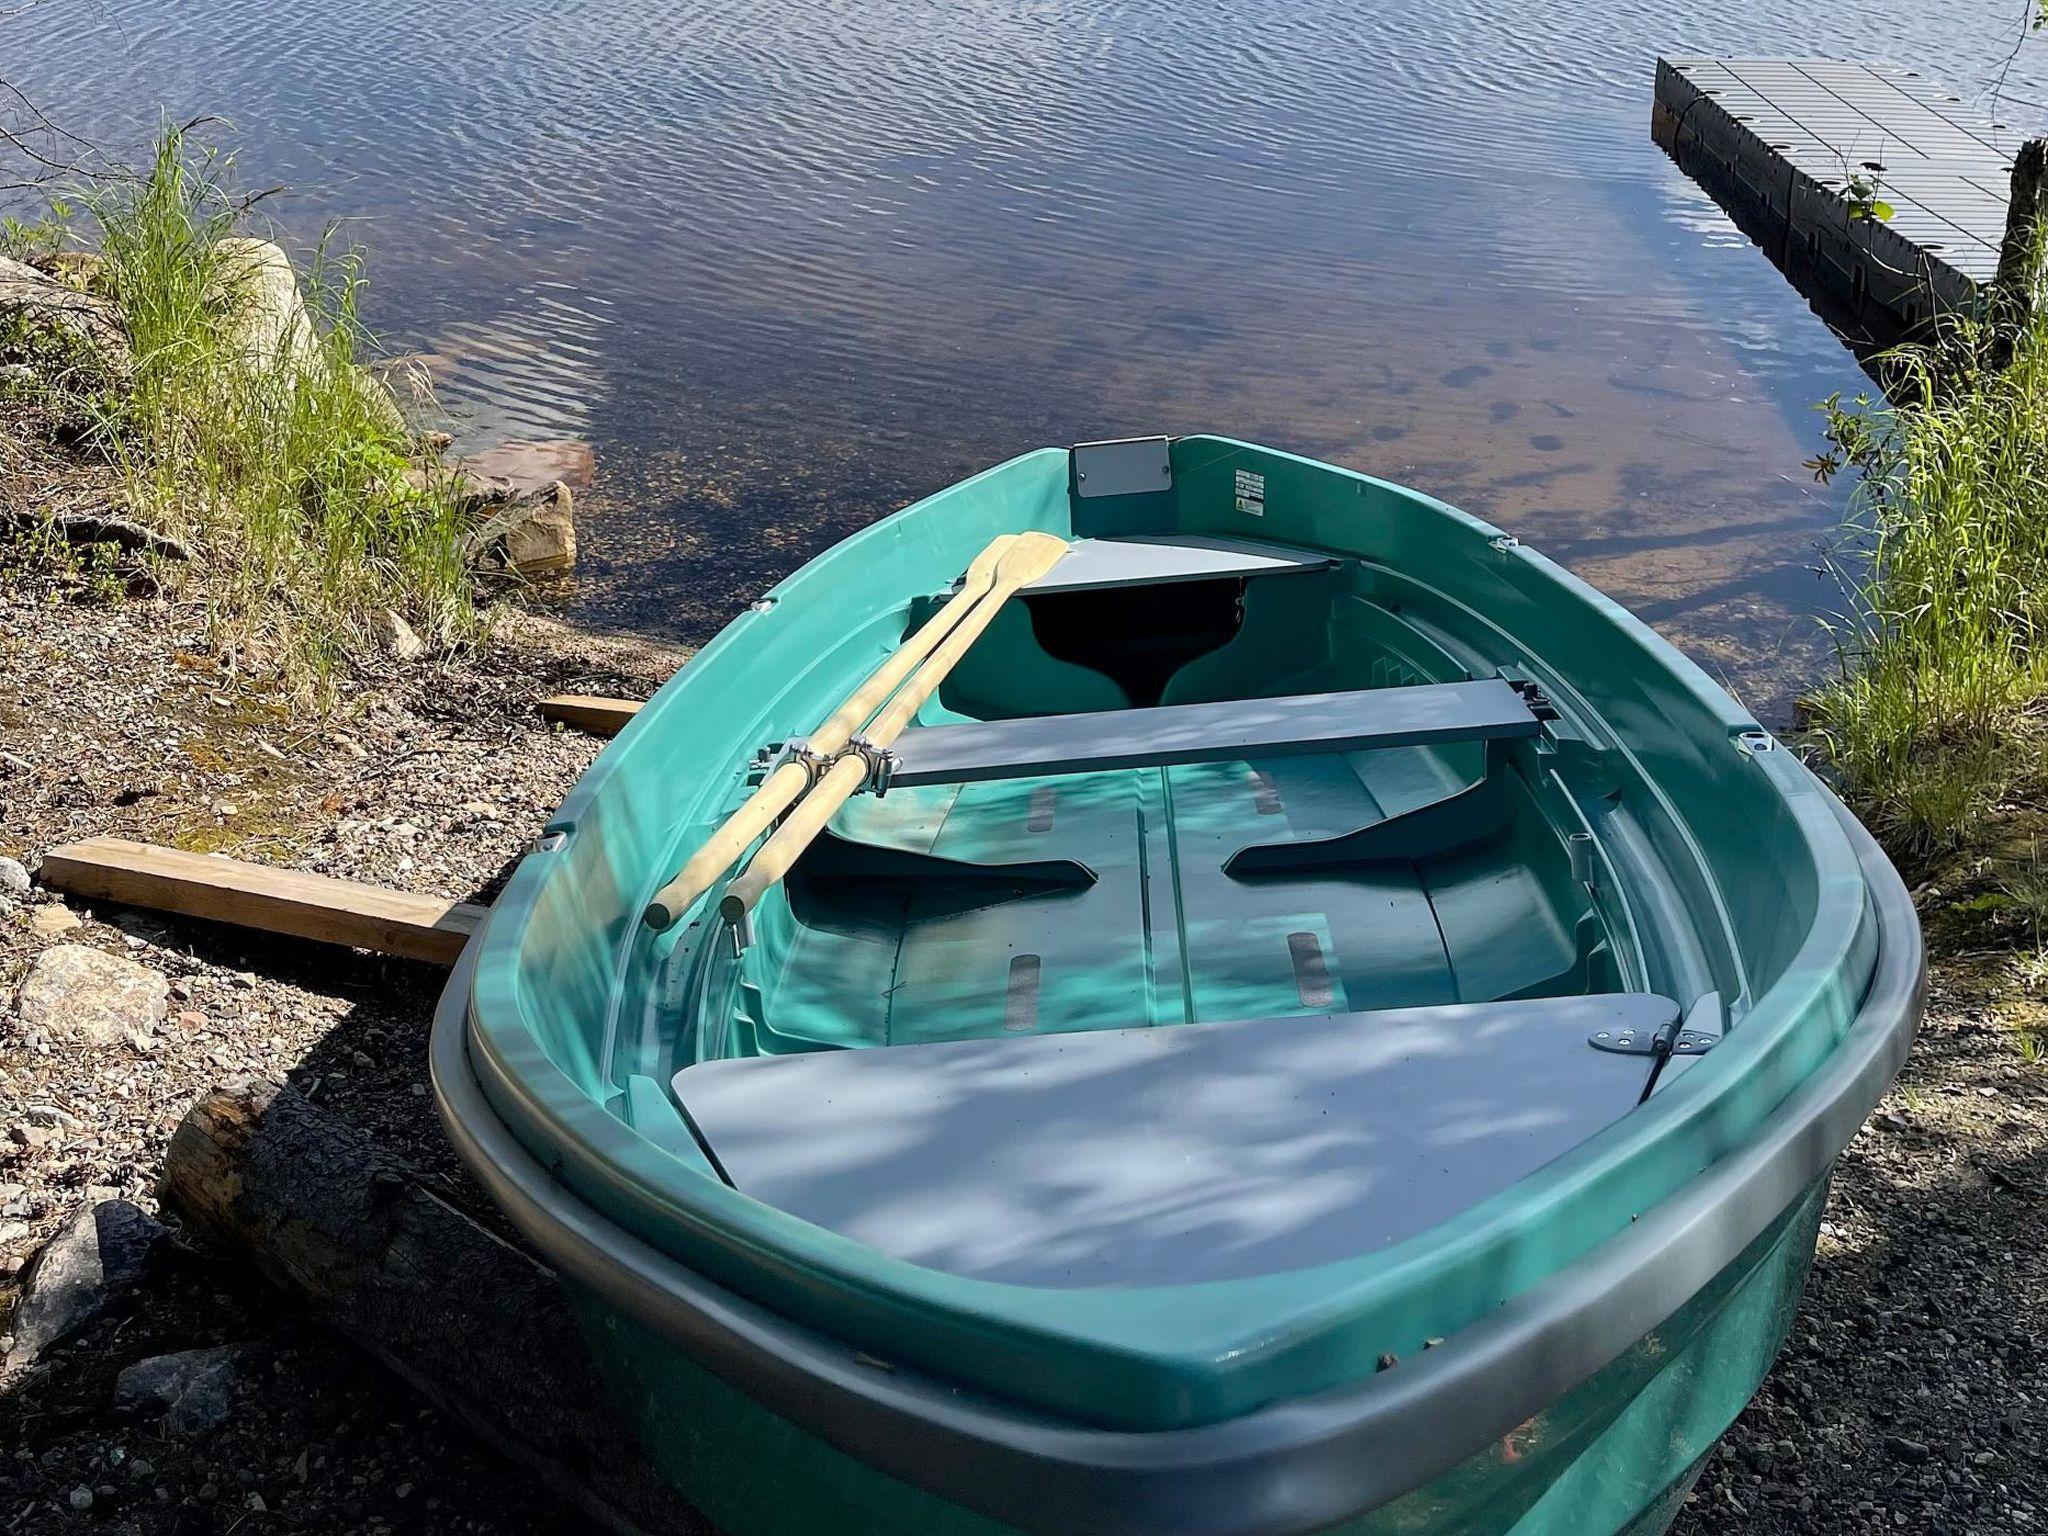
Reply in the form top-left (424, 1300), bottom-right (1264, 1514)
top-left (642, 535), bottom-right (1019, 930)
top-left (719, 531), bottom-right (1068, 940)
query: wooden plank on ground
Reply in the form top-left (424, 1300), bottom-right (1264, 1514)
top-left (538, 694), bottom-right (642, 736)
top-left (39, 838), bottom-right (486, 965)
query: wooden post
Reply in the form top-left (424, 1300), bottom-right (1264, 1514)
top-left (160, 1078), bottom-right (710, 1536)
top-left (1995, 138), bottom-right (2048, 309)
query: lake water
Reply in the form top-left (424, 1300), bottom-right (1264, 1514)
top-left (9, 0), bottom-right (2048, 711)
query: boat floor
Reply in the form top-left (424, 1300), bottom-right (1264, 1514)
top-left (763, 743), bottom-right (1591, 1051)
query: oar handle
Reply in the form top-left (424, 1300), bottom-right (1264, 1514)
top-left (642, 535), bottom-right (1020, 930)
top-left (719, 532), bottom-right (1067, 936)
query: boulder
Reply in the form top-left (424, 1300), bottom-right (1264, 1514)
top-left (13, 944), bottom-right (169, 1046)
top-left (4, 1200), bottom-right (169, 1371)
top-left (468, 481), bottom-right (577, 577)
top-left (30, 250), bottom-right (108, 293)
top-left (206, 238), bottom-right (406, 432)
top-left (113, 1343), bottom-right (245, 1436)
top-left (207, 237), bottom-right (318, 375)
top-left (0, 255), bottom-right (131, 392)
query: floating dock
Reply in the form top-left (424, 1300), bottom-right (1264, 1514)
top-left (1654, 57), bottom-right (2028, 345)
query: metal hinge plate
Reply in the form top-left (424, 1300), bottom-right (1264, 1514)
top-left (1588, 1018), bottom-right (1719, 1057)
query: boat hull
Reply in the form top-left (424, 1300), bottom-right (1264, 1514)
top-left (432, 439), bottom-right (1925, 1533)
top-left (431, 797), bottom-right (1919, 1536)
top-left (559, 1178), bottom-right (1824, 1536)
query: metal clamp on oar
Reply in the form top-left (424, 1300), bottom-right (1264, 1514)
top-left (843, 735), bottom-right (898, 798)
top-left (719, 532), bottom-right (1069, 948)
top-left (749, 738), bottom-right (833, 793)
top-left (641, 534), bottom-right (1037, 932)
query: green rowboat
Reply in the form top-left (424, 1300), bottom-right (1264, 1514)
top-left (433, 436), bottom-right (1923, 1536)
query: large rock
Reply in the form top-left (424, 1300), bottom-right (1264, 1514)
top-left (207, 237), bottom-right (318, 374)
top-left (13, 944), bottom-right (169, 1046)
top-left (113, 1343), bottom-right (244, 1436)
top-left (4, 1200), bottom-right (169, 1371)
top-left (206, 237), bottom-right (405, 432)
top-left (0, 255), bottom-right (131, 392)
top-left (468, 482), bottom-right (577, 577)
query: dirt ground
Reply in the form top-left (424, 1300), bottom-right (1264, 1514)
top-left (0, 573), bottom-right (2042, 1535)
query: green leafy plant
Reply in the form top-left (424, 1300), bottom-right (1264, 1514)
top-left (66, 125), bottom-right (481, 697)
top-left (1844, 169), bottom-right (1895, 224)
top-left (1805, 287), bottom-right (2048, 875)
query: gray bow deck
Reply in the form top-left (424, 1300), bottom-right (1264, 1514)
top-left (673, 994), bottom-right (1677, 1287)
top-left (1022, 534), bottom-right (1337, 594)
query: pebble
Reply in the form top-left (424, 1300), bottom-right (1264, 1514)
top-left (1887, 1435), bottom-right (1932, 1465)
top-left (12, 945), bottom-right (170, 1047)
top-left (0, 855), bottom-right (29, 895)
top-left (68, 1486), bottom-right (93, 1511)
top-left (29, 903), bottom-right (81, 937)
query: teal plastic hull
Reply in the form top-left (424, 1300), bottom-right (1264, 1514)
top-left (564, 1179), bottom-right (1824, 1536)
top-left (432, 438), bottom-right (1923, 1535)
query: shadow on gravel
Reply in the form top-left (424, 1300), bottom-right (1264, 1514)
top-left (1673, 1010), bottom-right (2046, 1535)
top-left (1, 916), bottom-right (565, 1533)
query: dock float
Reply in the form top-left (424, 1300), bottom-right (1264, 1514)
top-left (1653, 57), bottom-right (2040, 345)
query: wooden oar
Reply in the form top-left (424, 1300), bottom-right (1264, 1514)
top-left (642, 535), bottom-right (1021, 930)
top-left (719, 532), bottom-right (1068, 939)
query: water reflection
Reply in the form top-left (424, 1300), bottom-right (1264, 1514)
top-left (8, 0), bottom-right (2046, 715)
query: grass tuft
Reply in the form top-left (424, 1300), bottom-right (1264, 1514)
top-left (1805, 291), bottom-right (2048, 871)
top-left (20, 125), bottom-right (481, 700)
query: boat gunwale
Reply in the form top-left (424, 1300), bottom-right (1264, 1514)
top-left (430, 791), bottom-right (1923, 1536)
top-left (456, 440), bottom-right (1889, 1429)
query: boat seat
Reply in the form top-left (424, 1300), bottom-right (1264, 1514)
top-left (1018, 534), bottom-right (1339, 595)
top-left (883, 679), bottom-right (1540, 790)
top-left (671, 992), bottom-right (1676, 1287)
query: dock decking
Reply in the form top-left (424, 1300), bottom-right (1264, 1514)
top-left (1653, 57), bottom-right (2030, 344)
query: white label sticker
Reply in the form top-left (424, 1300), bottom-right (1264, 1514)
top-left (1234, 468), bottom-right (1266, 517)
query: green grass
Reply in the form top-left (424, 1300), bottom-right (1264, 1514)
top-left (16, 126), bottom-right (480, 699)
top-left (1805, 297), bottom-right (2048, 872)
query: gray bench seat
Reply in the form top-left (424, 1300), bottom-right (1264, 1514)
top-left (1019, 534), bottom-right (1339, 595)
top-left (671, 993), bottom-right (1676, 1288)
top-left (886, 679), bottom-right (1540, 790)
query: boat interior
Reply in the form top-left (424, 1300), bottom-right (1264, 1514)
top-left (614, 446), bottom-right (1748, 1293)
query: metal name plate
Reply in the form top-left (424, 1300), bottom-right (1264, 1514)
top-left (1072, 436), bottom-right (1173, 499)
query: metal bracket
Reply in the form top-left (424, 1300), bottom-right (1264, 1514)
top-left (747, 738), bottom-right (831, 790)
top-left (1588, 1016), bottom-right (1719, 1057)
top-left (845, 735), bottom-right (899, 798)
top-left (1505, 676), bottom-right (1559, 722)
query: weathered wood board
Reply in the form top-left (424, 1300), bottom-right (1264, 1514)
top-left (39, 838), bottom-right (486, 965)
top-left (539, 694), bottom-right (643, 736)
